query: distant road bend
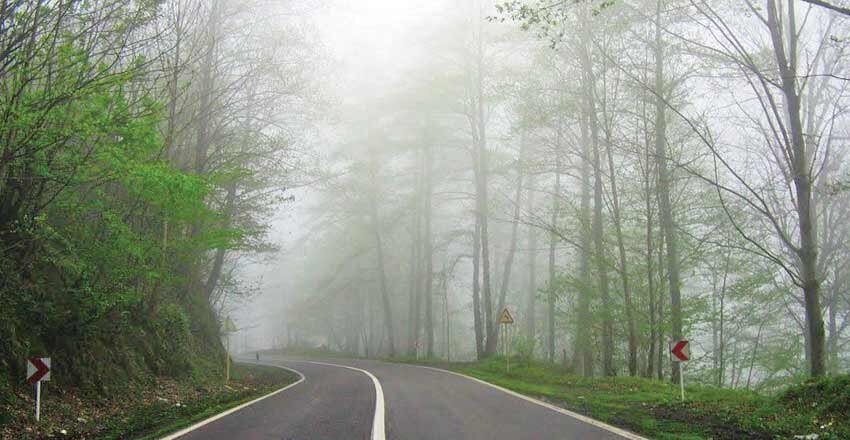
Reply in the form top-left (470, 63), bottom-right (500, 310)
top-left (164, 357), bottom-right (646, 440)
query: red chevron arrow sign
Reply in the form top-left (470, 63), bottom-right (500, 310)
top-left (670, 340), bottom-right (690, 362)
top-left (26, 357), bottom-right (51, 385)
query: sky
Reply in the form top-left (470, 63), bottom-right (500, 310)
top-left (315, 0), bottom-right (450, 95)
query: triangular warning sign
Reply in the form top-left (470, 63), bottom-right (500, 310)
top-left (223, 316), bottom-right (238, 333)
top-left (498, 307), bottom-right (514, 324)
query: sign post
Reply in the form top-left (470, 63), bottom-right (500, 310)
top-left (670, 340), bottom-right (690, 402)
top-left (498, 308), bottom-right (514, 372)
top-left (223, 317), bottom-right (238, 382)
top-left (26, 357), bottom-right (51, 422)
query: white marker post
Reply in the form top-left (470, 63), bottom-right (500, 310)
top-left (223, 316), bottom-right (238, 383)
top-left (26, 357), bottom-right (51, 422)
top-left (670, 340), bottom-right (690, 402)
top-left (680, 364), bottom-right (685, 402)
top-left (503, 323), bottom-right (510, 372)
top-left (225, 335), bottom-right (231, 382)
top-left (36, 381), bottom-right (41, 421)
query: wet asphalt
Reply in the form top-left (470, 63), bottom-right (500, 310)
top-left (174, 356), bottom-right (638, 440)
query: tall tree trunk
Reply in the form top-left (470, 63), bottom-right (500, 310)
top-left (368, 151), bottom-right (395, 357)
top-left (477, 58), bottom-right (495, 358)
top-left (548, 141), bottom-right (561, 363)
top-left (480, 159), bottom-right (495, 356)
top-left (468, 0), bottom-right (486, 362)
top-left (158, 11), bottom-right (181, 306)
top-left (581, 29), bottom-right (614, 377)
top-left (654, 0), bottom-right (683, 384)
top-left (194, 0), bottom-right (220, 176)
top-left (492, 137), bottom-right (526, 350)
top-left (656, 224), bottom-right (666, 381)
top-left (730, 343), bottom-right (740, 389)
top-left (590, 121), bottom-right (614, 377)
top-left (526, 173), bottom-right (538, 351)
top-left (577, 109), bottom-right (594, 377)
top-left (745, 321), bottom-right (766, 389)
top-left (604, 126), bottom-right (637, 376)
top-left (472, 212), bottom-right (484, 359)
top-left (645, 148), bottom-right (657, 379)
top-left (186, 0), bottom-right (221, 299)
top-left (407, 161), bottom-right (421, 355)
top-left (423, 142), bottom-right (435, 358)
top-left (711, 270), bottom-right (719, 379)
top-left (828, 295), bottom-right (838, 374)
top-left (412, 150), bottom-right (424, 355)
top-left (203, 184), bottom-right (236, 300)
top-left (718, 252), bottom-right (730, 387)
top-left (163, 2), bottom-right (183, 161)
top-left (765, 0), bottom-right (825, 378)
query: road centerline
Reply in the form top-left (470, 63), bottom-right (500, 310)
top-left (295, 360), bottom-right (386, 440)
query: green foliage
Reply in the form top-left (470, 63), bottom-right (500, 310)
top-left (513, 336), bottom-right (536, 366)
top-left (780, 375), bottom-right (850, 435)
top-left (149, 304), bottom-right (192, 377)
top-left (0, 1), bottom-right (238, 401)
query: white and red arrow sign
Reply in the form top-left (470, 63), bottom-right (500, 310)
top-left (670, 340), bottom-right (690, 362)
top-left (26, 357), bottom-right (50, 384)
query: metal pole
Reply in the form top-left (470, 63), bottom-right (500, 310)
top-left (507, 326), bottom-right (510, 372)
top-left (505, 324), bottom-right (510, 372)
top-left (35, 381), bottom-right (41, 422)
top-left (679, 363), bottom-right (685, 402)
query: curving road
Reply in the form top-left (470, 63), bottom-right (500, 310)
top-left (165, 356), bottom-right (645, 440)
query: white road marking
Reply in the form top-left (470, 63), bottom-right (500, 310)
top-left (411, 364), bottom-right (649, 440)
top-left (297, 360), bottom-right (386, 440)
top-left (159, 362), bottom-right (305, 440)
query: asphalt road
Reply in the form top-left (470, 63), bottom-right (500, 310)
top-left (168, 356), bottom-right (644, 440)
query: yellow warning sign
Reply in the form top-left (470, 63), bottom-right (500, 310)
top-left (223, 316), bottom-right (238, 333)
top-left (498, 307), bottom-right (514, 324)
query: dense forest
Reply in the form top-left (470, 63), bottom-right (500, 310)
top-left (0, 0), bottom-right (318, 398)
top-left (277, 0), bottom-right (850, 392)
top-left (3, 0), bottom-right (850, 411)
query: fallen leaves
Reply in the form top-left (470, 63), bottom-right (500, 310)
top-left (1, 365), bottom-right (292, 440)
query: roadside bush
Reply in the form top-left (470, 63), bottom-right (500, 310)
top-left (780, 375), bottom-right (850, 436)
top-left (151, 302), bottom-right (192, 378)
top-left (513, 337), bottom-right (536, 366)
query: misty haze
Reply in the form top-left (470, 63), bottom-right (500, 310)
top-left (2, 1), bottom-right (850, 439)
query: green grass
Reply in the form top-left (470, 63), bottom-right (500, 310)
top-left (400, 357), bottom-right (848, 440)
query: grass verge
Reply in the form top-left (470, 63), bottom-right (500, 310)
top-left (397, 357), bottom-right (848, 440)
top-left (1, 363), bottom-right (298, 440)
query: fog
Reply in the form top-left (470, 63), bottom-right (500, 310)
top-left (222, 0), bottom-right (850, 387)
top-left (7, 2), bottom-right (850, 438)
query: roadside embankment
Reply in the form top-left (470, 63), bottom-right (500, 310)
top-left (1, 363), bottom-right (298, 440)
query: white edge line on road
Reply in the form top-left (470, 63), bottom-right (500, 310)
top-left (298, 360), bottom-right (386, 440)
top-left (159, 362), bottom-right (305, 440)
top-left (412, 364), bottom-right (648, 440)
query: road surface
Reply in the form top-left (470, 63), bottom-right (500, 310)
top-left (167, 356), bottom-right (644, 440)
